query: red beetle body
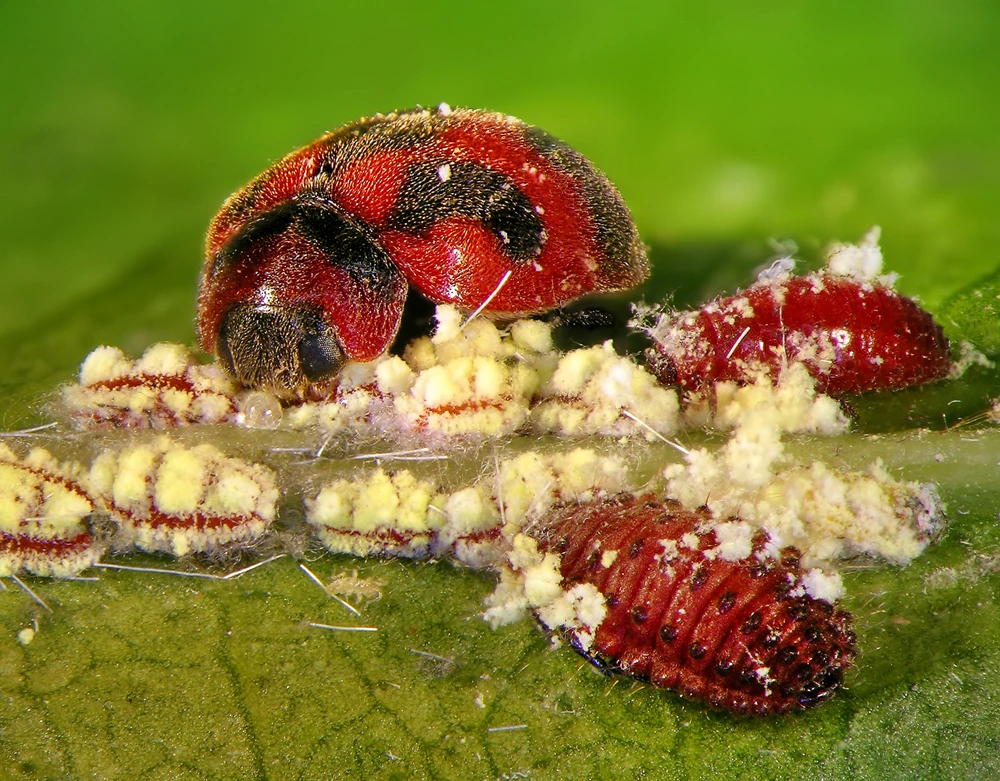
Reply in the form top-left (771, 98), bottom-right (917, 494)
top-left (198, 105), bottom-right (648, 393)
top-left (534, 495), bottom-right (856, 715)
top-left (645, 273), bottom-right (952, 396)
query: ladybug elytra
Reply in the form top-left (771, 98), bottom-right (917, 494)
top-left (197, 105), bottom-right (648, 395)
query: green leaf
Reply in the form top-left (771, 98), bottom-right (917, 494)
top-left (3, 2), bottom-right (1000, 779)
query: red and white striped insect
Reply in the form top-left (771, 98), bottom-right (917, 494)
top-left (645, 270), bottom-right (952, 396)
top-left (0, 445), bottom-right (101, 578)
top-left (533, 494), bottom-right (856, 715)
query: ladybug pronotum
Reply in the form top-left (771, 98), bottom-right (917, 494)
top-left (198, 105), bottom-right (648, 395)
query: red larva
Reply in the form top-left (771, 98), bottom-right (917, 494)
top-left (645, 273), bottom-right (952, 396)
top-left (198, 105), bottom-right (648, 394)
top-left (533, 494), bottom-right (857, 715)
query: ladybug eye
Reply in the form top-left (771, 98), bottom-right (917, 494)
top-left (297, 312), bottom-right (345, 382)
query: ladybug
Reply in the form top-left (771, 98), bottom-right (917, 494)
top-left (197, 105), bottom-right (649, 394)
top-left (533, 494), bottom-right (857, 715)
top-left (645, 272), bottom-right (953, 397)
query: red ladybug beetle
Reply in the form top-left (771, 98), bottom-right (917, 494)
top-left (197, 105), bottom-right (648, 394)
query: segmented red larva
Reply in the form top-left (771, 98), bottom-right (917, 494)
top-left (645, 274), bottom-right (952, 396)
top-left (533, 494), bottom-right (857, 715)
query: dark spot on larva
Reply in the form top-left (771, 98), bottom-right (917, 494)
top-left (606, 594), bottom-right (619, 608)
top-left (718, 591), bottom-right (737, 614)
top-left (793, 662), bottom-right (814, 681)
top-left (803, 625), bottom-right (823, 644)
top-left (741, 611), bottom-right (763, 634)
top-left (762, 630), bottom-right (782, 648)
top-left (739, 666), bottom-right (760, 687)
top-left (780, 546), bottom-right (802, 567)
top-left (690, 567), bottom-right (709, 592)
top-left (775, 646), bottom-right (798, 666)
top-left (811, 649), bottom-right (831, 667)
top-left (816, 600), bottom-right (835, 617)
top-left (556, 537), bottom-right (569, 553)
top-left (749, 564), bottom-right (768, 579)
top-left (631, 605), bottom-right (648, 624)
top-left (586, 551), bottom-right (600, 571)
top-left (659, 624), bottom-right (678, 644)
top-left (788, 601), bottom-right (811, 621)
top-left (773, 584), bottom-right (791, 601)
top-left (643, 499), bottom-right (659, 508)
top-left (628, 538), bottom-right (645, 558)
top-left (689, 643), bottom-right (706, 660)
top-left (715, 659), bottom-right (733, 676)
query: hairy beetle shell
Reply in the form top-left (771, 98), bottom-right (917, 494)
top-left (199, 105), bottom-right (648, 394)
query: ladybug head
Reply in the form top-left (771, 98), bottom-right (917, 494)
top-left (199, 198), bottom-right (409, 395)
top-left (216, 303), bottom-right (345, 394)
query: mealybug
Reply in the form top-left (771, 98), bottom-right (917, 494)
top-left (198, 105), bottom-right (648, 395)
top-left (645, 271), bottom-right (952, 396)
top-left (533, 494), bottom-right (856, 715)
top-left (0, 445), bottom-right (101, 578)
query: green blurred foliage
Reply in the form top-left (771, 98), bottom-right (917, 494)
top-left (2, 1), bottom-right (1000, 779)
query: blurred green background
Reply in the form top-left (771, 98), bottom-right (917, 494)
top-left (2, 2), bottom-right (1000, 779)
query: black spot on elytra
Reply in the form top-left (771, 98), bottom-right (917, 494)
top-left (387, 160), bottom-right (545, 261)
top-left (295, 201), bottom-right (399, 296)
top-left (523, 124), bottom-right (644, 280)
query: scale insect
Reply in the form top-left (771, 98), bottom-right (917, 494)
top-left (198, 104), bottom-right (648, 395)
top-left (532, 494), bottom-right (857, 715)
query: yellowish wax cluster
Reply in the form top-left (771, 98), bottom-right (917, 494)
top-left (305, 468), bottom-right (450, 559)
top-left (88, 436), bottom-right (278, 557)
top-left (661, 365), bottom-right (945, 571)
top-left (0, 443), bottom-right (99, 577)
top-left (530, 341), bottom-right (681, 438)
top-left (305, 447), bottom-right (636, 569)
top-left (63, 343), bottom-right (239, 429)
top-left (285, 305), bottom-right (681, 442)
